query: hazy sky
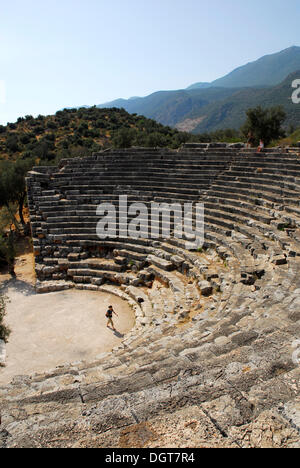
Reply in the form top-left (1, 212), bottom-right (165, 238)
top-left (0, 0), bottom-right (299, 124)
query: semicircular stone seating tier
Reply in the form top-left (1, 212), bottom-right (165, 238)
top-left (1, 144), bottom-right (300, 448)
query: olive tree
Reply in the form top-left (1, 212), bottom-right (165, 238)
top-left (241, 106), bottom-right (286, 147)
top-left (0, 158), bottom-right (34, 229)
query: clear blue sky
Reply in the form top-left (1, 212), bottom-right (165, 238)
top-left (1, 0), bottom-right (299, 124)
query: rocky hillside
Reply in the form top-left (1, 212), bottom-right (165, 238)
top-left (188, 71), bottom-right (300, 133)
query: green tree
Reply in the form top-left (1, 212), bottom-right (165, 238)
top-left (112, 128), bottom-right (136, 148)
top-left (241, 106), bottom-right (286, 146)
top-left (0, 159), bottom-right (34, 229)
top-left (0, 163), bottom-right (20, 230)
top-left (0, 230), bottom-right (16, 278)
top-left (146, 132), bottom-right (166, 147)
top-left (11, 159), bottom-right (34, 228)
top-left (6, 133), bottom-right (20, 152)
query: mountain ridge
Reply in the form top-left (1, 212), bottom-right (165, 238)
top-left (95, 47), bottom-right (300, 132)
top-left (188, 71), bottom-right (300, 133)
top-left (209, 46), bottom-right (300, 89)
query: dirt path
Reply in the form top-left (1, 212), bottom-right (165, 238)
top-left (0, 254), bottom-right (135, 385)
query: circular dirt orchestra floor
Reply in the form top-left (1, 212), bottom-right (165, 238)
top-left (0, 282), bottom-right (135, 385)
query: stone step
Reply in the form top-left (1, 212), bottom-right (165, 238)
top-left (205, 196), bottom-right (275, 218)
top-left (218, 174), bottom-right (300, 193)
top-left (68, 269), bottom-right (135, 285)
top-left (56, 190), bottom-right (204, 202)
top-left (61, 173), bottom-right (217, 183)
top-left (53, 164), bottom-right (231, 178)
top-left (44, 207), bottom-right (195, 224)
top-left (116, 249), bottom-right (148, 263)
top-left (204, 207), bottom-right (296, 247)
top-left (205, 188), bottom-right (275, 208)
top-left (63, 238), bottom-right (152, 250)
top-left (230, 166), bottom-right (300, 179)
top-left (231, 161), bottom-right (300, 172)
top-left (208, 186), bottom-right (298, 206)
top-left (147, 254), bottom-right (175, 272)
top-left (228, 169), bottom-right (300, 183)
top-left (61, 180), bottom-right (209, 191)
top-left (67, 258), bottom-right (125, 272)
top-left (204, 202), bottom-right (273, 226)
top-left (61, 157), bottom-right (233, 166)
top-left (146, 265), bottom-right (186, 299)
top-left (212, 179), bottom-right (300, 198)
top-left (203, 229), bottom-right (254, 266)
top-left (35, 280), bottom-right (73, 293)
top-left (123, 286), bottom-right (154, 318)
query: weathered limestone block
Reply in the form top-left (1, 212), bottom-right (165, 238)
top-left (281, 397), bottom-right (300, 433)
top-left (43, 266), bottom-right (59, 276)
top-left (170, 255), bottom-right (185, 267)
top-left (272, 254), bottom-right (288, 266)
top-left (198, 280), bottom-right (213, 297)
top-left (227, 410), bottom-right (300, 448)
top-left (241, 272), bottom-right (256, 285)
top-left (91, 278), bottom-right (104, 286)
top-left (114, 256), bottom-right (127, 266)
top-left (147, 255), bottom-right (175, 272)
top-left (36, 280), bottom-right (72, 294)
top-left (58, 259), bottom-right (70, 267)
top-left (129, 278), bottom-right (143, 287)
top-left (52, 273), bottom-right (67, 280)
top-left (137, 269), bottom-right (154, 282)
top-left (68, 253), bottom-right (81, 262)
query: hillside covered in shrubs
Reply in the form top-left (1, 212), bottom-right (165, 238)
top-left (1, 106), bottom-right (295, 169)
top-left (0, 107), bottom-right (203, 166)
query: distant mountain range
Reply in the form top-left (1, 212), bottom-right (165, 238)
top-left (94, 46), bottom-right (300, 133)
top-left (188, 46), bottom-right (300, 89)
top-left (184, 71), bottom-right (300, 133)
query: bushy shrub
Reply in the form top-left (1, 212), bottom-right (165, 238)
top-left (6, 134), bottom-right (20, 152)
